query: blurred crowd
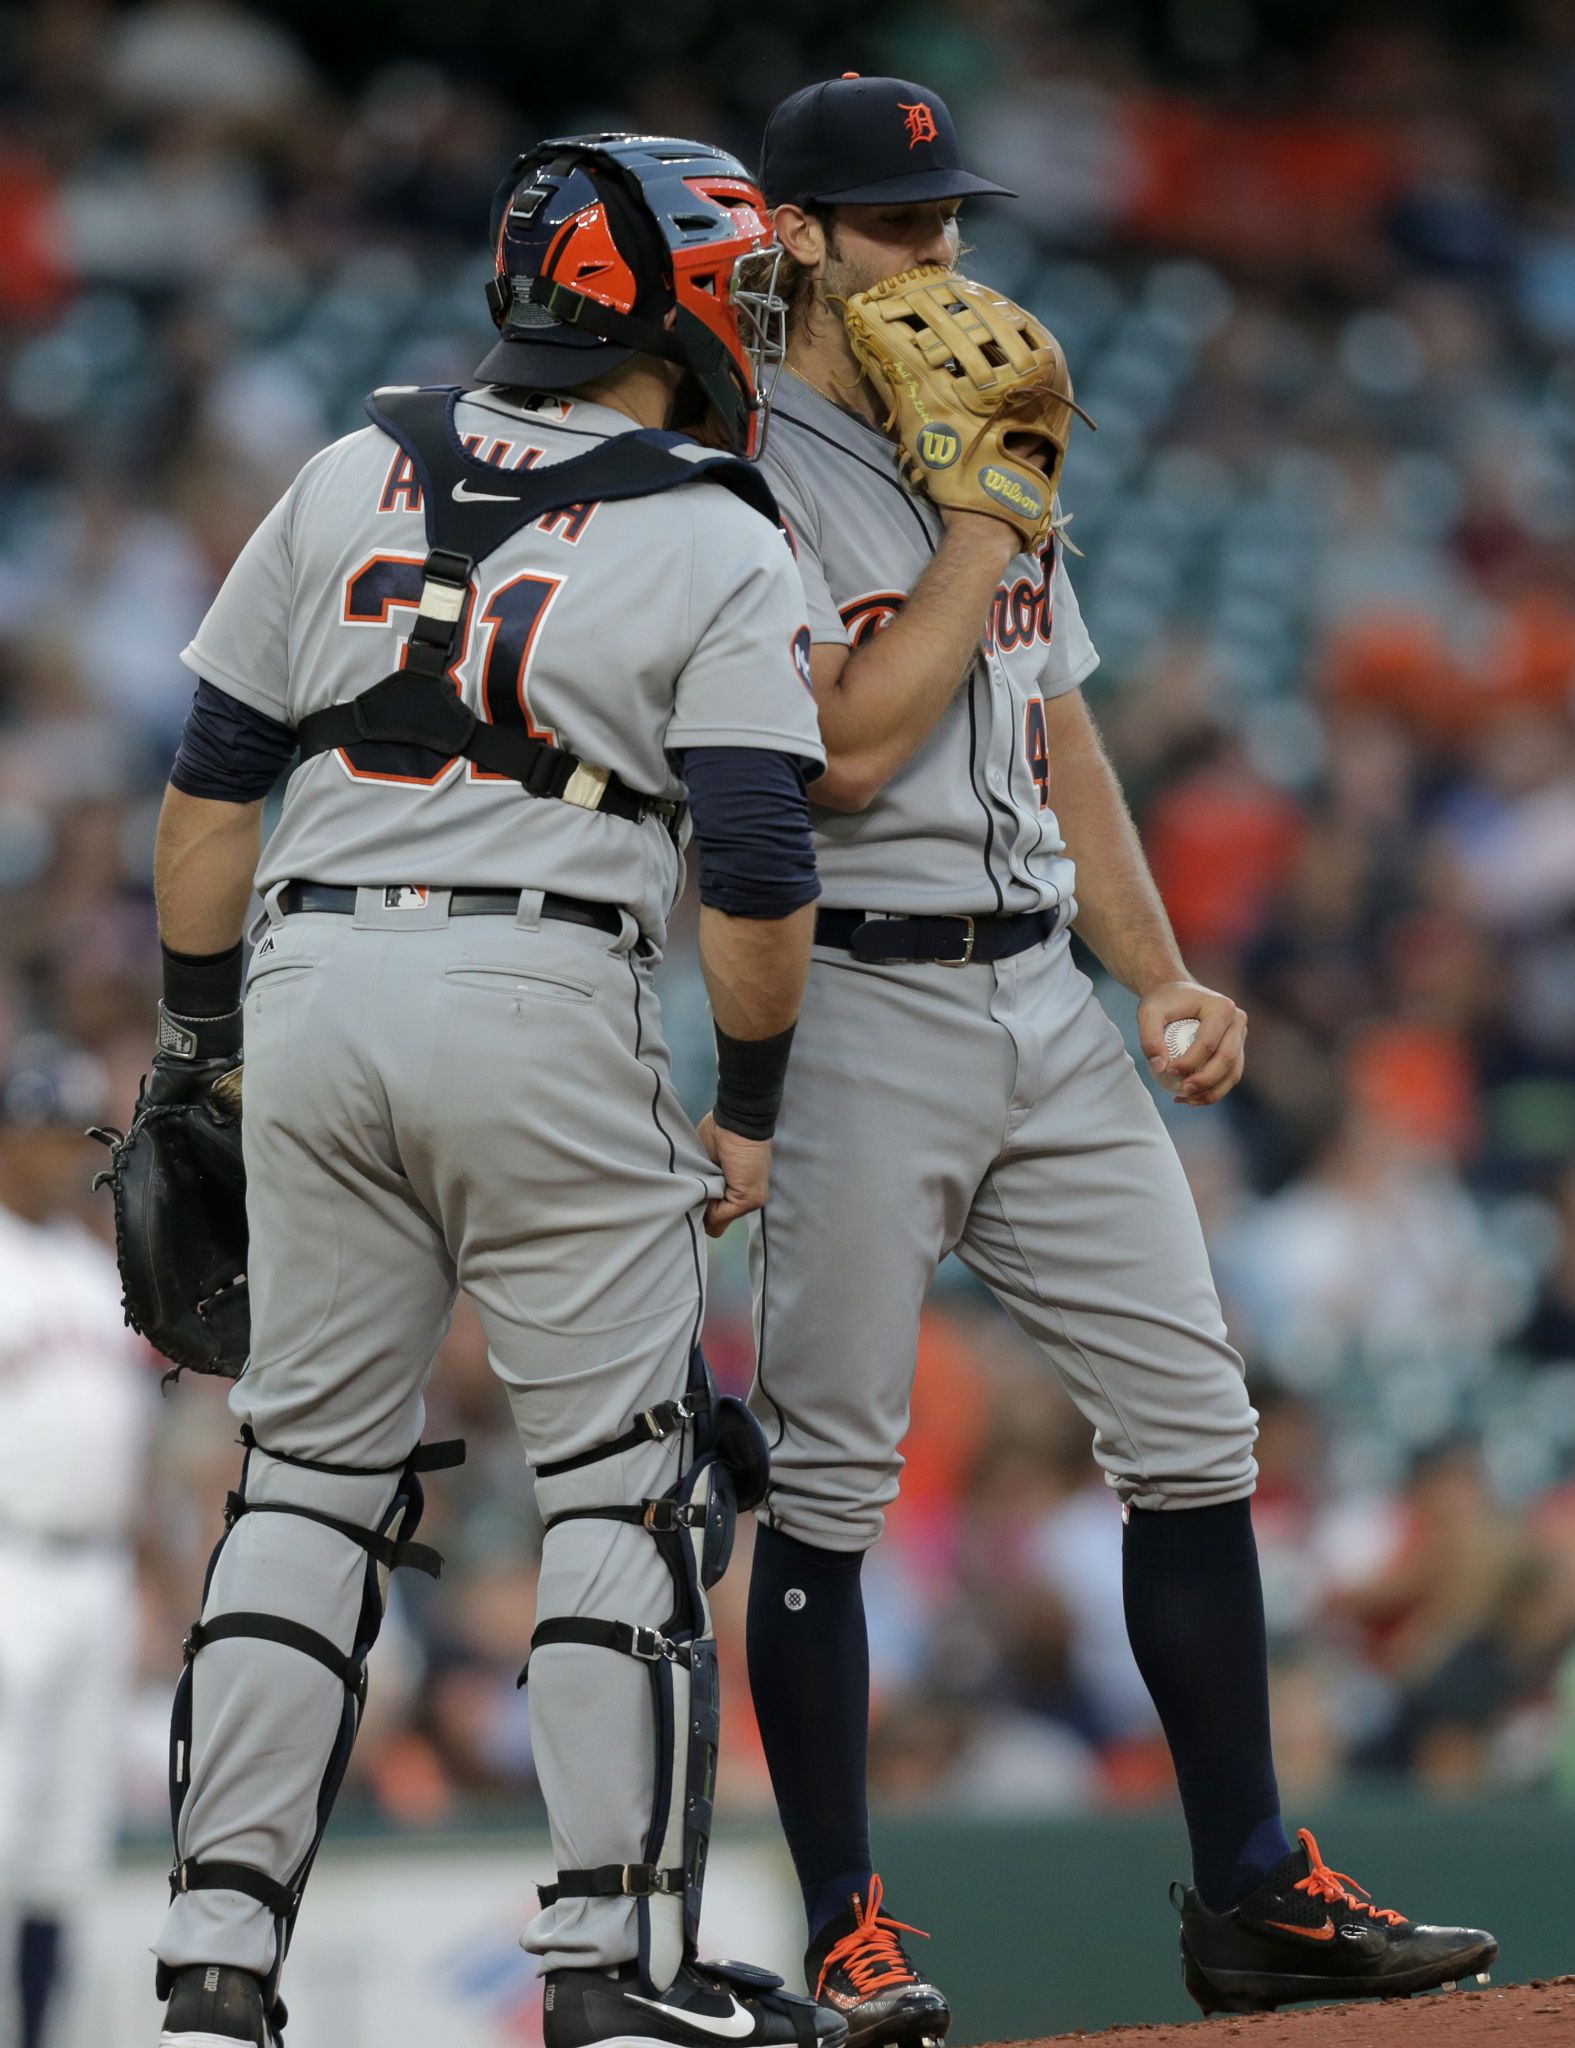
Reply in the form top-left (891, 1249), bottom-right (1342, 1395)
top-left (4, 0), bottom-right (1575, 1842)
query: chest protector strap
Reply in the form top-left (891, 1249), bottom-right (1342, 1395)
top-left (292, 386), bottom-right (781, 823)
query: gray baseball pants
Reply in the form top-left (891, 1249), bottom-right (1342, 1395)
top-left (155, 890), bottom-right (720, 1989)
top-left (749, 927), bottom-right (1258, 1551)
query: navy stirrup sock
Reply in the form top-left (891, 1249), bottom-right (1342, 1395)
top-left (748, 1523), bottom-right (873, 1939)
top-left (1122, 1499), bottom-right (1292, 1913)
top-left (18, 1916), bottom-right (63, 2048)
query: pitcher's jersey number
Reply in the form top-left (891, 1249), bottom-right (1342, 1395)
top-left (1024, 696), bottom-right (1050, 809)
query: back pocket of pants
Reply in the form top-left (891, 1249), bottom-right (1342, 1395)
top-left (443, 962), bottom-right (597, 1004)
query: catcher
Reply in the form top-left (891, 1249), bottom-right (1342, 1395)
top-left (100, 132), bottom-right (842, 2048)
top-left (741, 71), bottom-right (1499, 2040)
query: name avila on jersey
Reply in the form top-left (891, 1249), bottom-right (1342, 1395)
top-left (837, 539), bottom-right (1061, 657)
top-left (379, 435), bottom-right (597, 543)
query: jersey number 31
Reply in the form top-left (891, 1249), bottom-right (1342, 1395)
top-left (338, 553), bottom-right (562, 785)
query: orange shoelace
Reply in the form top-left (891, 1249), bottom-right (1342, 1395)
top-left (816, 1875), bottom-right (930, 1998)
top-left (1293, 1829), bottom-right (1407, 1927)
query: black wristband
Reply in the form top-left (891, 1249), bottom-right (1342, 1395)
top-left (156, 1000), bottom-right (243, 1064)
top-left (713, 1024), bottom-right (796, 1141)
top-left (161, 940), bottom-right (243, 1019)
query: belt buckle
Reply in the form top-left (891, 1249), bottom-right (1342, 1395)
top-left (938, 915), bottom-right (976, 966)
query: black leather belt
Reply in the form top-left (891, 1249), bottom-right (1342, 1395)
top-left (815, 904), bottom-right (1062, 966)
top-left (279, 883), bottom-right (622, 936)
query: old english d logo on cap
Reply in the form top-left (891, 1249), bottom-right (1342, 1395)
top-left (759, 74), bottom-right (1015, 206)
top-left (899, 100), bottom-right (939, 149)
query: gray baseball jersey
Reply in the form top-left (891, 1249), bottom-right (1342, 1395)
top-left (760, 368), bottom-right (1097, 917)
top-left (183, 387), bottom-right (824, 946)
top-left (747, 366), bottom-right (1257, 1553)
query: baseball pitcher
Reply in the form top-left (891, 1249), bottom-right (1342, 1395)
top-left (131, 134), bottom-right (844, 2048)
top-left (739, 73), bottom-right (1498, 2039)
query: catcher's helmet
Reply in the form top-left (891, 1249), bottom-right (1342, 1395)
top-left (478, 133), bottom-right (786, 457)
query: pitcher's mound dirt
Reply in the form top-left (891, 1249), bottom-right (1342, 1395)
top-left (982, 1975), bottom-right (1575, 2047)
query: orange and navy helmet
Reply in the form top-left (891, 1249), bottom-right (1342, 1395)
top-left (479, 133), bottom-right (786, 457)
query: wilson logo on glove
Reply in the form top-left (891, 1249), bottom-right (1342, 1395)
top-left (980, 467), bottom-right (1045, 521)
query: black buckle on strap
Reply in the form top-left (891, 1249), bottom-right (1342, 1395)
top-left (540, 1498), bottom-right (703, 1536)
top-left (519, 1614), bottom-right (689, 1687)
top-left (642, 1499), bottom-right (705, 1533)
top-left (623, 1622), bottom-right (679, 1662)
top-left (534, 1391), bottom-right (709, 1479)
top-left (537, 1861), bottom-right (684, 1907)
top-left (423, 547), bottom-right (472, 591)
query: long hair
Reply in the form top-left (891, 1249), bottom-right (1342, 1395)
top-left (736, 200), bottom-right (838, 334)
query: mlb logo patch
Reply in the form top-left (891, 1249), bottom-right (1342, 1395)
top-left (383, 886), bottom-right (430, 910)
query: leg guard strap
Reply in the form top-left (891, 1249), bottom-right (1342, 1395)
top-left (537, 1862), bottom-right (684, 1907)
top-left (171, 1858), bottom-right (300, 1921)
top-left (239, 1425), bottom-right (466, 1478)
top-left (521, 1616), bottom-right (690, 1686)
top-left (223, 1492), bottom-right (443, 1578)
top-left (542, 1501), bottom-right (708, 1535)
top-left (185, 1613), bottom-right (364, 1693)
top-left (534, 1393), bottom-right (709, 1478)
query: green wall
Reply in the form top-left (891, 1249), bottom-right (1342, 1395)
top-left (121, 1798), bottom-right (1574, 2041)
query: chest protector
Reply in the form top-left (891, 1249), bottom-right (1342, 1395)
top-left (292, 386), bottom-right (782, 827)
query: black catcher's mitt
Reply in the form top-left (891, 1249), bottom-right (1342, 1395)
top-left (90, 1005), bottom-right (249, 1381)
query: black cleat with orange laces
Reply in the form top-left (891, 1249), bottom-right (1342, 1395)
top-left (1177, 1828), bottom-right (1499, 2014)
top-left (805, 1877), bottom-right (951, 2048)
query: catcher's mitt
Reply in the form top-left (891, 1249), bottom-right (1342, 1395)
top-left (842, 265), bottom-right (1093, 550)
top-left (90, 1051), bottom-right (249, 1381)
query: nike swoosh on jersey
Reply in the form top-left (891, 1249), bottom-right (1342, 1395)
top-left (626, 1993), bottom-right (756, 2039)
top-left (451, 479), bottom-right (522, 502)
top-left (1264, 1918), bottom-right (1336, 1941)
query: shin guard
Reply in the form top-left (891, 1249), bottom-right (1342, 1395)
top-left (526, 1351), bottom-right (768, 1990)
top-left (159, 1429), bottom-right (464, 2011)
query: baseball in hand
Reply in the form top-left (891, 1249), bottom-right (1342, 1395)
top-left (1157, 1018), bottom-right (1200, 1093)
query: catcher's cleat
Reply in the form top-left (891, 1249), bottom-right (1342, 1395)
top-left (158, 1962), bottom-right (283, 2046)
top-left (806, 1877), bottom-right (951, 2048)
top-left (1176, 1828), bottom-right (1499, 2015)
top-left (543, 1956), bottom-right (847, 2048)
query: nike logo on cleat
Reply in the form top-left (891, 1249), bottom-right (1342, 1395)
top-left (627, 1992), bottom-right (756, 2039)
top-left (1264, 1917), bottom-right (1336, 1941)
top-left (452, 480), bottom-right (520, 502)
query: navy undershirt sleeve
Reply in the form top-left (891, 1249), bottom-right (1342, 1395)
top-left (683, 746), bottom-right (821, 919)
top-left (169, 678), bottom-right (297, 802)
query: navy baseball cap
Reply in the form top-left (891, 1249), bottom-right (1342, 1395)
top-left (760, 74), bottom-right (1014, 208)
